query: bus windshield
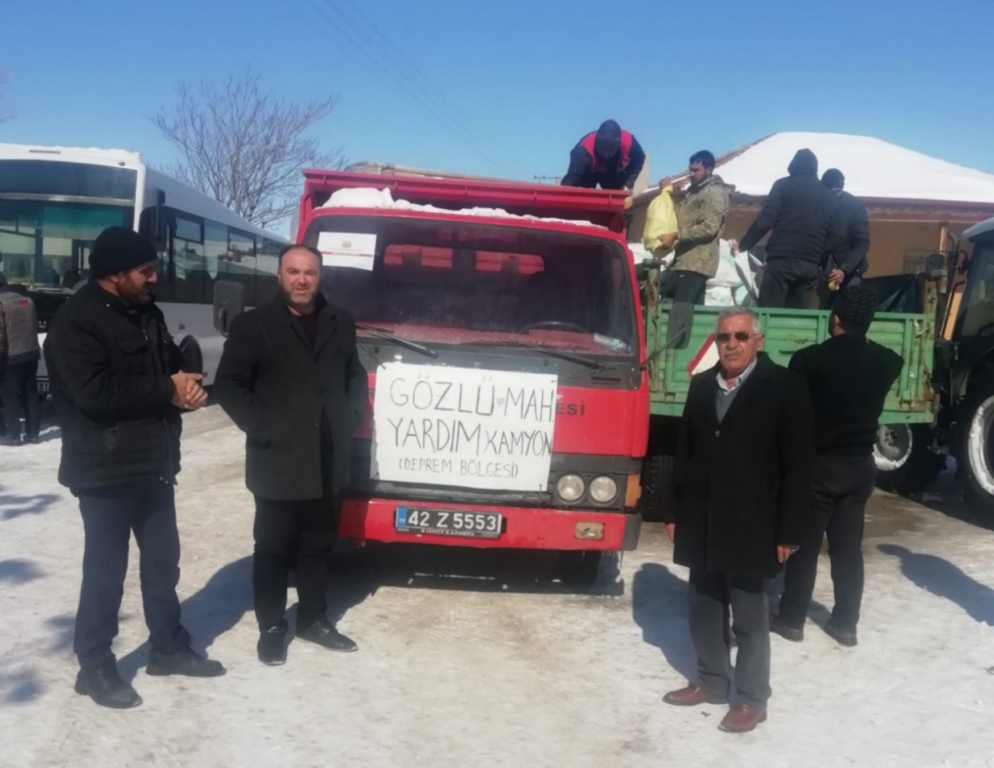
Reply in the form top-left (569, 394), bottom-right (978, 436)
top-left (304, 215), bottom-right (638, 358)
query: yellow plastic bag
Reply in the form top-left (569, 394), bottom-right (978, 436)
top-left (643, 187), bottom-right (678, 254)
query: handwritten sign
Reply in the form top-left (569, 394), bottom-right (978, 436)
top-left (371, 363), bottom-right (558, 492)
top-left (317, 232), bottom-right (377, 271)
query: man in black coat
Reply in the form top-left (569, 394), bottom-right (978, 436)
top-left (662, 307), bottom-right (814, 733)
top-left (214, 244), bottom-right (368, 666)
top-left (821, 169), bottom-right (871, 295)
top-left (773, 287), bottom-right (902, 648)
top-left (561, 120), bottom-right (646, 191)
top-left (44, 227), bottom-right (225, 710)
top-left (734, 149), bottom-right (845, 309)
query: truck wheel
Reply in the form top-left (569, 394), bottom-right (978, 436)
top-left (874, 424), bottom-right (944, 495)
top-left (959, 386), bottom-right (994, 518)
top-left (641, 454), bottom-right (674, 523)
top-left (558, 551), bottom-right (603, 585)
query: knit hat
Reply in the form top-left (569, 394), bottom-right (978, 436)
top-left (89, 227), bottom-right (158, 279)
top-left (833, 286), bottom-right (878, 330)
top-left (822, 168), bottom-right (845, 190)
top-left (594, 119), bottom-right (622, 159)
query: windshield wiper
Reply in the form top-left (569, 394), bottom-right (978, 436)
top-left (355, 323), bottom-right (438, 359)
top-left (466, 341), bottom-right (604, 369)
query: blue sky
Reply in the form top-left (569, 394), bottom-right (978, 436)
top-left (3, 0), bottom-right (994, 188)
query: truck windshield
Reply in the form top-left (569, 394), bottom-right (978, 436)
top-left (305, 215), bottom-right (638, 357)
top-left (960, 241), bottom-right (994, 338)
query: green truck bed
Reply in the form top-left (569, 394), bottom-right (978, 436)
top-left (645, 304), bottom-right (936, 424)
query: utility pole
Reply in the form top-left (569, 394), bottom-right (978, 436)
top-left (533, 175), bottom-right (561, 185)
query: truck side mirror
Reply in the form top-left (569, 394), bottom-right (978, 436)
top-left (213, 280), bottom-right (244, 338)
top-left (178, 335), bottom-right (204, 375)
top-left (667, 301), bottom-right (695, 351)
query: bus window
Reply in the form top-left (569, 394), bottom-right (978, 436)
top-left (227, 229), bottom-right (257, 306)
top-left (171, 213), bottom-right (207, 303)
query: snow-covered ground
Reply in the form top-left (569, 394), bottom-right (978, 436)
top-left (2, 405), bottom-right (994, 768)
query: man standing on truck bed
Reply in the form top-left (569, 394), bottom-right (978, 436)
top-left (733, 149), bottom-right (844, 309)
top-left (45, 227), bottom-right (225, 709)
top-left (772, 286), bottom-right (902, 648)
top-left (663, 307), bottom-right (813, 733)
top-left (664, 151), bottom-right (730, 304)
top-left (821, 168), bottom-right (871, 297)
top-left (215, 244), bottom-right (369, 667)
top-left (561, 120), bottom-right (646, 191)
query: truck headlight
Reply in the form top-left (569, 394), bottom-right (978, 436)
top-left (589, 476), bottom-right (618, 504)
top-left (556, 474), bottom-right (585, 503)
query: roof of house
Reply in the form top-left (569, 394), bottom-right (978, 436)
top-left (635, 132), bottom-right (994, 207)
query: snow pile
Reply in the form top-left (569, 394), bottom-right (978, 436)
top-left (318, 187), bottom-right (604, 228)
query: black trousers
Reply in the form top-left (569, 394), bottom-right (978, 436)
top-left (253, 492), bottom-right (341, 631)
top-left (0, 360), bottom-right (40, 440)
top-left (758, 259), bottom-right (822, 309)
top-left (779, 455), bottom-right (877, 632)
top-left (662, 270), bottom-right (708, 305)
top-left (688, 569), bottom-right (771, 707)
top-left (74, 482), bottom-right (190, 668)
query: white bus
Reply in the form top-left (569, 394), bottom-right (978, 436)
top-left (0, 143), bottom-right (288, 388)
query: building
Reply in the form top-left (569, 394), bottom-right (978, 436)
top-left (628, 132), bottom-right (994, 276)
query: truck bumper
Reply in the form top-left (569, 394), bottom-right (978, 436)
top-left (340, 497), bottom-right (641, 552)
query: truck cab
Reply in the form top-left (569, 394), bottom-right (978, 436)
top-left (289, 171), bottom-right (649, 581)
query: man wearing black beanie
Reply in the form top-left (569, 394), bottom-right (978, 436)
top-left (43, 226), bottom-right (226, 709)
top-left (772, 286), bottom-right (903, 647)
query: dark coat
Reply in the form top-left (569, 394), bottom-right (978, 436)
top-left (665, 353), bottom-right (815, 579)
top-left (738, 151), bottom-right (845, 266)
top-left (562, 133), bottom-right (647, 190)
top-left (827, 191), bottom-right (871, 277)
top-left (213, 295), bottom-right (369, 501)
top-left (43, 281), bottom-right (183, 492)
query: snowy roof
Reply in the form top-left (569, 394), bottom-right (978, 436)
top-left (640, 132), bottom-right (994, 206)
top-left (0, 143), bottom-right (143, 169)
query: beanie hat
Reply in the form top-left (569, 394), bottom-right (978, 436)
top-left (822, 168), bottom-right (845, 190)
top-left (89, 227), bottom-right (158, 279)
top-left (594, 119), bottom-right (622, 158)
top-left (833, 286), bottom-right (878, 330)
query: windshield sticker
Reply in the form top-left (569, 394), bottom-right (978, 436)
top-left (317, 232), bottom-right (377, 271)
top-left (371, 363), bottom-right (558, 492)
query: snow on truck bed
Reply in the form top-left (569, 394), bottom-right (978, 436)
top-left (317, 187), bottom-right (604, 228)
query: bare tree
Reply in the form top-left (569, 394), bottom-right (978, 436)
top-left (152, 71), bottom-right (342, 229)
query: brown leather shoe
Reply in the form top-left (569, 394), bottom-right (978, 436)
top-left (719, 704), bottom-right (768, 733)
top-left (663, 684), bottom-right (726, 707)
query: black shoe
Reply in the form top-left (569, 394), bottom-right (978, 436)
top-left (146, 646), bottom-right (227, 678)
top-left (770, 613), bottom-right (804, 642)
top-left (0, 436), bottom-right (22, 447)
top-left (26, 435), bottom-right (41, 445)
top-left (258, 623), bottom-right (289, 666)
top-left (296, 619), bottom-right (358, 653)
top-left (824, 621), bottom-right (858, 647)
top-left (75, 660), bottom-right (142, 709)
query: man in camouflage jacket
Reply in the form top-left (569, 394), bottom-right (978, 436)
top-left (666, 151), bottom-right (730, 304)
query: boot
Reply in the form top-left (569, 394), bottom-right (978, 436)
top-left (75, 659), bottom-right (142, 709)
top-left (258, 622), bottom-right (289, 666)
top-left (146, 646), bottom-right (226, 678)
top-left (296, 619), bottom-right (358, 653)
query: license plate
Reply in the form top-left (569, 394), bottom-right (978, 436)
top-left (37, 380), bottom-right (50, 393)
top-left (395, 507), bottom-right (503, 539)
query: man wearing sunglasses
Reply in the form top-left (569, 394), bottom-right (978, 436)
top-left (662, 307), bottom-right (814, 733)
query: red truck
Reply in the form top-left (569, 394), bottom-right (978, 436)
top-left (287, 170), bottom-right (648, 581)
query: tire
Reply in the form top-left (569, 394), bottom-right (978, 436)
top-left (558, 551), bottom-right (603, 585)
top-left (640, 454), bottom-right (675, 522)
top-left (958, 384), bottom-right (994, 520)
top-left (873, 424), bottom-right (944, 495)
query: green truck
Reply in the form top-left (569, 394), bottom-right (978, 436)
top-left (636, 261), bottom-right (943, 521)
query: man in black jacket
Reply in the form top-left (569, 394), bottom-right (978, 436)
top-left (215, 244), bottom-right (368, 666)
top-left (662, 307), bottom-right (814, 733)
top-left (734, 149), bottom-right (845, 309)
top-left (44, 227), bottom-right (225, 710)
top-left (561, 120), bottom-right (646, 191)
top-left (773, 287), bottom-right (903, 647)
top-left (822, 169), bottom-right (871, 294)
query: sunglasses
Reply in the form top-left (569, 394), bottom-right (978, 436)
top-left (715, 332), bottom-right (758, 344)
